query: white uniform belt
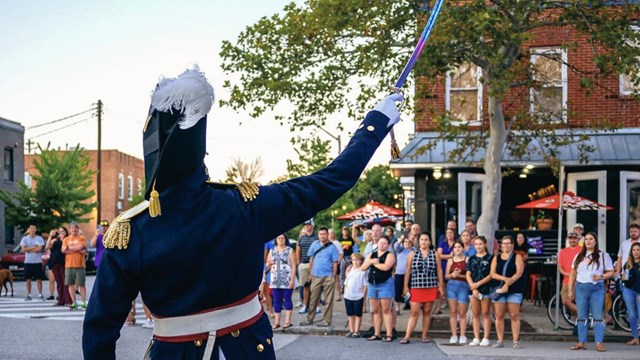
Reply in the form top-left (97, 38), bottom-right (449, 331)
top-left (152, 294), bottom-right (262, 337)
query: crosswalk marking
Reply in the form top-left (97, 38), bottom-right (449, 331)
top-left (0, 297), bottom-right (146, 322)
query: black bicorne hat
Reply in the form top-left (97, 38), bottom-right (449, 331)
top-left (142, 66), bottom-right (214, 217)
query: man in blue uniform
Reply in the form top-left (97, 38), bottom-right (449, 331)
top-left (82, 66), bottom-right (403, 359)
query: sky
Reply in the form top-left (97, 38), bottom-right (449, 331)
top-left (0, 0), bottom-right (414, 182)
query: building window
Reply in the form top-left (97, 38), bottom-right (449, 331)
top-left (530, 47), bottom-right (568, 122)
top-left (3, 147), bottom-right (14, 182)
top-left (137, 178), bottom-right (142, 195)
top-left (118, 173), bottom-right (125, 200)
top-left (24, 172), bottom-right (32, 189)
top-left (127, 175), bottom-right (133, 200)
top-left (445, 63), bottom-right (483, 125)
top-left (620, 26), bottom-right (640, 96)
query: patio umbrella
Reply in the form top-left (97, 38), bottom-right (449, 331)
top-left (336, 200), bottom-right (404, 220)
top-left (515, 191), bottom-right (613, 210)
top-left (517, 187), bottom-right (613, 330)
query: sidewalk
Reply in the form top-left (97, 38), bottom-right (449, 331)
top-left (270, 288), bottom-right (636, 344)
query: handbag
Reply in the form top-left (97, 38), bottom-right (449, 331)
top-left (489, 253), bottom-right (514, 301)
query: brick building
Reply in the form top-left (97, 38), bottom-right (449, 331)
top-left (25, 150), bottom-right (144, 238)
top-left (391, 21), bottom-right (640, 255)
top-left (0, 116), bottom-right (24, 250)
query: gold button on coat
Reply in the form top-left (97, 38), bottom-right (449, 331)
top-left (266, 338), bottom-right (271, 345)
top-left (231, 330), bottom-right (240, 337)
top-left (367, 125), bottom-right (374, 131)
top-left (257, 344), bottom-right (264, 352)
top-left (194, 340), bottom-right (202, 347)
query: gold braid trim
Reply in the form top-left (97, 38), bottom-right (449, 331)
top-left (102, 200), bottom-right (149, 250)
top-left (103, 217), bottom-right (131, 250)
top-left (390, 132), bottom-right (401, 160)
top-left (149, 181), bottom-right (161, 218)
top-left (236, 181), bottom-right (260, 202)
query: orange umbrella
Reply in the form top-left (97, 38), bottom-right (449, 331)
top-left (336, 200), bottom-right (404, 220)
top-left (515, 191), bottom-right (612, 210)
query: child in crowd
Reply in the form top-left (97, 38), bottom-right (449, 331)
top-left (344, 253), bottom-right (367, 337)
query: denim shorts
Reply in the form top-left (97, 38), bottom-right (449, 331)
top-left (446, 279), bottom-right (470, 304)
top-left (493, 292), bottom-right (523, 304)
top-left (367, 277), bottom-right (395, 299)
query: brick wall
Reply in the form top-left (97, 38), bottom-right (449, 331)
top-left (24, 150), bottom-right (144, 237)
top-left (416, 26), bottom-right (640, 131)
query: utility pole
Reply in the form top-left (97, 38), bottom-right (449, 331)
top-left (96, 100), bottom-right (103, 223)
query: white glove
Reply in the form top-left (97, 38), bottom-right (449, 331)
top-left (373, 93), bottom-right (404, 128)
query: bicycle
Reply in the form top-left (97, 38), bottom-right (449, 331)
top-left (546, 294), bottom-right (577, 330)
top-left (611, 285), bottom-right (640, 333)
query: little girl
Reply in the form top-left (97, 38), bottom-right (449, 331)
top-left (343, 253), bottom-right (367, 337)
top-left (445, 241), bottom-right (470, 344)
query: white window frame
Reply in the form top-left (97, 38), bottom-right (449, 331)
top-left (620, 25), bottom-right (640, 96)
top-left (118, 173), bottom-right (125, 200)
top-left (127, 175), bottom-right (133, 200)
top-left (529, 47), bottom-right (568, 123)
top-left (445, 63), bottom-right (483, 126)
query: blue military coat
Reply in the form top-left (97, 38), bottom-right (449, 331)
top-left (82, 110), bottom-right (392, 359)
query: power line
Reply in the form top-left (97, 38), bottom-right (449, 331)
top-left (28, 116), bottom-right (93, 140)
top-left (25, 108), bottom-right (95, 130)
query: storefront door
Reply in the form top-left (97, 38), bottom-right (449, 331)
top-left (458, 173), bottom-right (486, 232)
top-left (620, 171), bottom-right (640, 242)
top-left (567, 171), bottom-right (607, 251)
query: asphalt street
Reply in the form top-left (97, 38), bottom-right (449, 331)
top-left (1, 276), bottom-right (639, 359)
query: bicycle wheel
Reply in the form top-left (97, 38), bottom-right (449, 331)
top-left (612, 294), bottom-right (631, 332)
top-left (547, 295), bottom-right (573, 330)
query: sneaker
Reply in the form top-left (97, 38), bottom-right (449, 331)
top-left (69, 303), bottom-right (78, 310)
top-left (315, 307), bottom-right (321, 314)
top-left (480, 338), bottom-right (491, 347)
top-left (46, 296), bottom-right (55, 300)
top-left (298, 305), bottom-right (307, 314)
top-left (142, 319), bottom-right (154, 329)
top-left (80, 303), bottom-right (87, 310)
top-left (469, 338), bottom-right (481, 346)
top-left (25, 295), bottom-right (32, 301)
top-left (295, 301), bottom-right (303, 308)
top-left (449, 336), bottom-right (458, 344)
top-left (459, 336), bottom-right (468, 344)
top-left (38, 294), bottom-right (45, 301)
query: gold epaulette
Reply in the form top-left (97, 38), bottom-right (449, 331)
top-left (205, 180), bottom-right (260, 202)
top-left (103, 200), bottom-right (149, 250)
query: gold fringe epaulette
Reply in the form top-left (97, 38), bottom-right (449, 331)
top-left (236, 181), bottom-right (260, 202)
top-left (103, 200), bottom-right (149, 250)
top-left (205, 179), bottom-right (260, 202)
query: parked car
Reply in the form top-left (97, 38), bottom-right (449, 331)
top-left (0, 244), bottom-right (47, 279)
top-left (1, 244), bottom-right (97, 278)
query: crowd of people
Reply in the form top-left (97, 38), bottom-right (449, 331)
top-left (260, 219), bottom-right (640, 352)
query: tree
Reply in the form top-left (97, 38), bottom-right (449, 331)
top-left (220, 1), bottom-right (640, 249)
top-left (0, 145), bottom-right (97, 233)
top-left (223, 157), bottom-right (265, 183)
top-left (350, 164), bottom-right (403, 207)
top-left (286, 136), bottom-right (333, 178)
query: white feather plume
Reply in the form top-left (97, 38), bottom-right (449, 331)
top-left (151, 66), bottom-right (214, 130)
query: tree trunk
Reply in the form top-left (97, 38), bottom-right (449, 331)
top-left (477, 94), bottom-right (507, 254)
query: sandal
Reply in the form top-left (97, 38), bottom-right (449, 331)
top-left (492, 341), bottom-right (504, 348)
top-left (400, 338), bottom-right (410, 344)
top-left (570, 343), bottom-right (586, 350)
top-left (596, 343), bottom-right (605, 352)
top-left (422, 338), bottom-right (431, 343)
top-left (513, 341), bottom-right (520, 349)
top-left (272, 324), bottom-right (281, 330)
top-left (282, 323), bottom-right (292, 329)
top-left (626, 338), bottom-right (640, 345)
top-left (382, 336), bottom-right (393, 342)
top-left (352, 332), bottom-right (360, 337)
top-left (367, 335), bottom-right (382, 341)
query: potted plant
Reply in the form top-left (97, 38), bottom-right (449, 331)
top-left (535, 210), bottom-right (554, 230)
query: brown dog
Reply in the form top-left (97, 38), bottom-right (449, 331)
top-left (0, 269), bottom-right (14, 297)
